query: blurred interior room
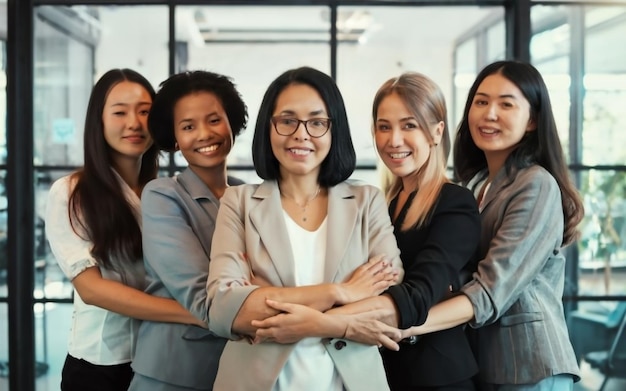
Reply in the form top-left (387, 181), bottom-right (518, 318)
top-left (1, 1), bottom-right (625, 390)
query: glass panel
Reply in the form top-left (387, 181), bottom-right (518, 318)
top-left (578, 170), bottom-right (626, 296)
top-left (34, 5), bottom-right (168, 167)
top-left (0, 304), bottom-right (6, 385)
top-left (36, 169), bottom-right (75, 302)
top-left (176, 5), bottom-right (330, 169)
top-left (34, 303), bottom-right (72, 390)
top-left (453, 38), bottom-right (477, 135)
top-left (0, 40), bottom-right (5, 166)
top-left (0, 171), bottom-right (5, 290)
top-left (530, 5), bottom-right (571, 162)
top-left (486, 20), bottom-right (506, 63)
top-left (582, 6), bottom-right (626, 165)
top-left (336, 6), bottom-right (499, 166)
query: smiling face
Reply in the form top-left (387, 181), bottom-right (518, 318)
top-left (375, 93), bottom-right (442, 187)
top-left (173, 91), bottom-right (233, 173)
top-left (468, 73), bottom-right (535, 165)
top-left (102, 81), bottom-right (153, 164)
top-left (270, 83), bottom-right (332, 180)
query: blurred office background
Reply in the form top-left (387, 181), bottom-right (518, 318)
top-left (1, 1), bottom-right (625, 390)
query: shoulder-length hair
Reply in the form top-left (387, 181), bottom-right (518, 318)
top-left (252, 66), bottom-right (356, 187)
top-left (148, 70), bottom-right (248, 151)
top-left (453, 60), bottom-right (583, 245)
top-left (69, 68), bottom-right (158, 271)
top-left (373, 72), bottom-right (450, 231)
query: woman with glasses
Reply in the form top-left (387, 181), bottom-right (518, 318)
top-left (206, 66), bottom-right (403, 391)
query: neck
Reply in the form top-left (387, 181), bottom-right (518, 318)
top-left (190, 164), bottom-right (229, 199)
top-left (111, 156), bottom-right (142, 195)
top-left (278, 178), bottom-right (321, 207)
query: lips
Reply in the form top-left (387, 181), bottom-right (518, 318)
top-left (196, 144), bottom-right (220, 153)
top-left (389, 152), bottom-right (411, 159)
top-left (287, 148), bottom-right (312, 156)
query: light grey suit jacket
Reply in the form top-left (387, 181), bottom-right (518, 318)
top-left (462, 165), bottom-right (581, 385)
top-left (206, 180), bottom-right (402, 391)
top-left (131, 168), bottom-right (226, 389)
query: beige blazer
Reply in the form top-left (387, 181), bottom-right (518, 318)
top-left (207, 180), bottom-right (402, 391)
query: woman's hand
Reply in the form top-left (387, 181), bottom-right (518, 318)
top-left (336, 254), bottom-right (400, 305)
top-left (342, 310), bottom-right (402, 351)
top-left (251, 299), bottom-right (345, 344)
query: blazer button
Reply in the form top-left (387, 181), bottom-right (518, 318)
top-left (334, 340), bottom-right (347, 350)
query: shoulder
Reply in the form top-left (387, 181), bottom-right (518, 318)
top-left (441, 182), bottom-right (476, 201)
top-left (222, 183), bottom-right (263, 203)
top-left (512, 165), bottom-right (559, 194)
top-left (141, 176), bottom-right (178, 198)
top-left (48, 174), bottom-right (75, 201)
top-left (337, 179), bottom-right (383, 199)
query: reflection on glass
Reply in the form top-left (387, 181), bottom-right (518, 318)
top-left (36, 170), bottom-right (74, 301)
top-left (583, 6), bottom-right (626, 165)
top-left (578, 170), bottom-right (626, 296)
top-left (0, 41), bottom-right (5, 166)
top-left (336, 6), bottom-right (498, 164)
top-left (531, 6), bottom-right (572, 161)
top-left (176, 5), bottom-right (330, 167)
top-left (34, 5), bottom-right (168, 167)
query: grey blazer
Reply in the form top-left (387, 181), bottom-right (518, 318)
top-left (462, 165), bottom-right (581, 385)
top-left (131, 168), bottom-right (226, 390)
top-left (206, 180), bottom-right (403, 391)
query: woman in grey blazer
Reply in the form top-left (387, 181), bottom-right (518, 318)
top-left (128, 71), bottom-right (248, 390)
top-left (206, 67), bottom-right (403, 391)
top-left (396, 61), bottom-right (585, 390)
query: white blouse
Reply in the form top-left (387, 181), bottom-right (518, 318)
top-left (274, 213), bottom-right (342, 391)
top-left (45, 172), bottom-right (145, 365)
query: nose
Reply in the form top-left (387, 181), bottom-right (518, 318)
top-left (198, 122), bottom-right (212, 140)
top-left (293, 120), bottom-right (309, 140)
top-left (389, 128), bottom-right (403, 147)
top-left (128, 112), bottom-right (141, 130)
top-left (485, 103), bottom-right (498, 121)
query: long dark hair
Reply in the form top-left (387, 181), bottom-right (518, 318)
top-left (453, 60), bottom-right (583, 245)
top-left (69, 69), bottom-right (158, 271)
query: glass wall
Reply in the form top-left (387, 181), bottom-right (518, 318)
top-left (4, 1), bottom-right (626, 390)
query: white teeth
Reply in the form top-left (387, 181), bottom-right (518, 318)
top-left (197, 145), bottom-right (219, 153)
top-left (480, 128), bottom-right (497, 134)
top-left (289, 149), bottom-right (310, 155)
top-left (390, 152), bottom-right (410, 159)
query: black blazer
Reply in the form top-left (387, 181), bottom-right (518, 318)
top-left (383, 183), bottom-right (480, 388)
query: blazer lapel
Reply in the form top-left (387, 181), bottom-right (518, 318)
top-left (324, 182), bottom-right (358, 282)
top-left (248, 181), bottom-right (296, 287)
top-left (478, 167), bottom-right (514, 212)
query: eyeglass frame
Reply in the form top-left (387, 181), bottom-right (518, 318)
top-left (270, 116), bottom-right (332, 138)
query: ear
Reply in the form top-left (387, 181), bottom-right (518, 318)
top-left (432, 121), bottom-right (445, 145)
top-left (174, 142), bottom-right (179, 151)
top-left (526, 117), bottom-right (536, 132)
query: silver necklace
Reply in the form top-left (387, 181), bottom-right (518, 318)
top-left (281, 186), bottom-right (321, 222)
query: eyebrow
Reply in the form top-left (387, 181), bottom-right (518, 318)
top-left (475, 92), bottom-right (518, 100)
top-left (276, 109), bottom-right (327, 117)
top-left (376, 116), bottom-right (416, 122)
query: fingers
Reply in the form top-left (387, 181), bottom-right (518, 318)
top-left (378, 335), bottom-right (400, 351)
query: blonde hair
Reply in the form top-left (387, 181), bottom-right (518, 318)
top-left (372, 72), bottom-right (450, 231)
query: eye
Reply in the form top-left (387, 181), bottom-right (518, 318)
top-left (501, 101), bottom-right (514, 108)
top-left (181, 123), bottom-right (194, 131)
top-left (139, 109), bottom-right (150, 116)
top-left (473, 99), bottom-right (487, 106)
top-left (113, 111), bottom-right (126, 116)
top-left (209, 117), bottom-right (222, 125)
top-left (402, 122), bottom-right (418, 130)
top-left (375, 123), bottom-right (390, 132)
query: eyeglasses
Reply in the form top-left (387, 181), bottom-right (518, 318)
top-left (271, 117), bottom-right (332, 138)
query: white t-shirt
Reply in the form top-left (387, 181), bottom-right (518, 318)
top-left (274, 212), bottom-right (343, 391)
top-left (45, 172), bottom-right (145, 365)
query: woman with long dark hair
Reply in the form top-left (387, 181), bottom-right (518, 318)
top-left (45, 69), bottom-right (201, 391)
